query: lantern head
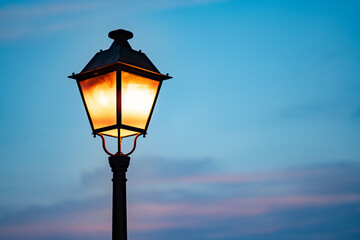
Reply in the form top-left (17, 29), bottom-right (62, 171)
top-left (69, 29), bottom-right (171, 139)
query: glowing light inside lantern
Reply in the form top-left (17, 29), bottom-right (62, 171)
top-left (78, 71), bottom-right (160, 138)
top-left (121, 71), bottom-right (159, 129)
top-left (79, 71), bottom-right (117, 130)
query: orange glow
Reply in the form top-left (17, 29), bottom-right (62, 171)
top-left (102, 129), bottom-right (139, 138)
top-left (79, 71), bottom-right (159, 138)
top-left (121, 71), bottom-right (159, 129)
top-left (80, 72), bottom-right (117, 130)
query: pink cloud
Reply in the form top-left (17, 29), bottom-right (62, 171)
top-left (0, 194), bottom-right (359, 237)
top-left (0, 222), bottom-right (110, 236)
top-left (4, 193), bottom-right (357, 235)
top-left (0, 207), bottom-right (111, 237)
top-left (127, 193), bottom-right (360, 231)
top-left (132, 167), bottom-right (334, 186)
top-left (1, 164), bottom-right (359, 237)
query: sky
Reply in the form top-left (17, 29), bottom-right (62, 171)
top-left (0, 0), bottom-right (359, 239)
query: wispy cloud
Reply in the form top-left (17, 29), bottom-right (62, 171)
top-left (0, 0), bottom-right (227, 42)
top-left (1, 161), bottom-right (360, 239)
top-left (0, 2), bottom-right (97, 19)
top-left (0, 1), bottom-right (101, 41)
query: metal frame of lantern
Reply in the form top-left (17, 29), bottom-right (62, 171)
top-left (69, 29), bottom-right (171, 156)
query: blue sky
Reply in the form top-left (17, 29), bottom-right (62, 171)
top-left (0, 0), bottom-right (359, 239)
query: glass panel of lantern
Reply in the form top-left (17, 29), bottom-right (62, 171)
top-left (78, 71), bottom-right (160, 138)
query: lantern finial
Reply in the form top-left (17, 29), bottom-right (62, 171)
top-left (108, 29), bottom-right (133, 47)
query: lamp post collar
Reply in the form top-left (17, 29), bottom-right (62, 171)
top-left (109, 155), bottom-right (130, 173)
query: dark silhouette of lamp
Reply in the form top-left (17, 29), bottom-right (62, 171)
top-left (69, 29), bottom-right (172, 240)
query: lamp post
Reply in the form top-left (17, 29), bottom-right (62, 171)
top-left (68, 29), bottom-right (172, 240)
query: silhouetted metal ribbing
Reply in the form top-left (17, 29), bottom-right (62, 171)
top-left (109, 155), bottom-right (130, 240)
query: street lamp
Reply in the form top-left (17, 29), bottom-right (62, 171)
top-left (68, 29), bottom-right (172, 240)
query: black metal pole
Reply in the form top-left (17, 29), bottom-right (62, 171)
top-left (109, 155), bottom-right (130, 240)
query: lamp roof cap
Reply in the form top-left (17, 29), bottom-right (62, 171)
top-left (108, 29), bottom-right (133, 41)
top-left (80, 29), bottom-right (160, 74)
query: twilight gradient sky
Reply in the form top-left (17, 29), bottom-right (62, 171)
top-left (0, 0), bottom-right (360, 239)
